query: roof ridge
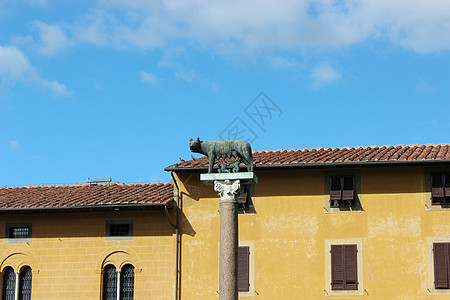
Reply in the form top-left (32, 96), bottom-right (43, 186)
top-left (0, 182), bottom-right (173, 190)
top-left (253, 142), bottom-right (450, 153)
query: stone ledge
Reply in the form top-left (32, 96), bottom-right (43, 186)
top-left (200, 172), bottom-right (258, 186)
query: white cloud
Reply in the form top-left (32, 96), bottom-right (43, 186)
top-left (9, 140), bottom-right (20, 150)
top-left (269, 56), bottom-right (302, 69)
top-left (175, 70), bottom-right (195, 82)
top-left (0, 45), bottom-right (32, 80)
top-left (37, 78), bottom-right (72, 96)
top-left (415, 80), bottom-right (435, 94)
top-left (64, 0), bottom-right (450, 54)
top-left (139, 71), bottom-right (159, 85)
top-left (311, 63), bottom-right (341, 86)
top-left (0, 44), bottom-right (71, 96)
top-left (34, 21), bottom-right (71, 56)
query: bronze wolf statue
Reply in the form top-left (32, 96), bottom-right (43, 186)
top-left (189, 138), bottom-right (255, 173)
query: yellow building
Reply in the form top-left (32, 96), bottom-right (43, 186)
top-left (0, 182), bottom-right (176, 299)
top-left (1, 143), bottom-right (450, 299)
top-left (166, 143), bottom-right (450, 299)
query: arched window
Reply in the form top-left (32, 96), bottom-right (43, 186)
top-left (2, 267), bottom-right (15, 300)
top-left (19, 266), bottom-right (32, 300)
top-left (1, 266), bottom-right (32, 300)
top-left (102, 264), bottom-right (134, 300)
top-left (103, 265), bottom-right (117, 300)
top-left (120, 264), bottom-right (134, 300)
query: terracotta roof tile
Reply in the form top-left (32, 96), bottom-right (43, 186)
top-left (0, 182), bottom-right (173, 210)
top-left (165, 143), bottom-right (450, 171)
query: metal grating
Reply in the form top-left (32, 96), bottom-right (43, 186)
top-left (19, 266), bottom-right (32, 300)
top-left (2, 267), bottom-right (15, 300)
top-left (103, 265), bottom-right (117, 300)
top-left (9, 227), bottom-right (29, 239)
top-left (110, 224), bottom-right (130, 237)
top-left (120, 264), bottom-right (134, 300)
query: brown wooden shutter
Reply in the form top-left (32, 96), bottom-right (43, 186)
top-left (330, 177), bottom-right (342, 203)
top-left (238, 246), bottom-right (250, 292)
top-left (342, 176), bottom-right (355, 201)
top-left (238, 185), bottom-right (248, 204)
top-left (344, 245), bottom-right (358, 290)
top-left (332, 244), bottom-right (358, 290)
top-left (331, 245), bottom-right (344, 290)
top-left (431, 173), bottom-right (445, 201)
top-left (433, 243), bottom-right (450, 289)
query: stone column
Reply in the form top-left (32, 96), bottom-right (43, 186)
top-left (214, 179), bottom-right (240, 300)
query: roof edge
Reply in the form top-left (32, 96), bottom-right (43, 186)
top-left (165, 159), bottom-right (450, 172)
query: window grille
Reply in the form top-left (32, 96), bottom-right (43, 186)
top-left (103, 265), bottom-right (117, 300)
top-left (2, 267), bottom-right (16, 300)
top-left (19, 266), bottom-right (32, 300)
top-left (120, 265), bottom-right (134, 300)
top-left (9, 227), bottom-right (29, 239)
top-left (109, 224), bottom-right (130, 237)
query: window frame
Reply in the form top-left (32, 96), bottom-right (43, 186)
top-left (102, 264), bottom-right (135, 300)
top-left (105, 220), bottom-right (134, 241)
top-left (324, 170), bottom-right (362, 214)
top-left (4, 222), bottom-right (32, 244)
top-left (325, 239), bottom-right (364, 296)
top-left (1, 266), bottom-right (33, 300)
top-left (427, 237), bottom-right (450, 295)
top-left (424, 168), bottom-right (450, 211)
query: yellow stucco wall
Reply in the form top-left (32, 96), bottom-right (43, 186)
top-left (0, 210), bottom-right (175, 299)
top-left (175, 165), bottom-right (450, 299)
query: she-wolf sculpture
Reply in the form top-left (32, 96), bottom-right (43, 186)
top-left (189, 138), bottom-right (255, 173)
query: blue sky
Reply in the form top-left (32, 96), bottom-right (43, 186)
top-left (1, 0), bottom-right (450, 186)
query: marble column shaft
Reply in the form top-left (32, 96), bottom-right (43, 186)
top-left (214, 179), bottom-right (240, 300)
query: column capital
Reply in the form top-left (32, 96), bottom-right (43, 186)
top-left (214, 180), bottom-right (240, 202)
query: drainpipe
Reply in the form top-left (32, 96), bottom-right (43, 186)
top-left (171, 171), bottom-right (180, 300)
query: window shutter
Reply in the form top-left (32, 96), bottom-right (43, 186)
top-left (445, 174), bottom-right (450, 198)
top-left (431, 173), bottom-right (445, 200)
top-left (433, 243), bottom-right (449, 289)
top-left (330, 177), bottom-right (342, 206)
top-left (342, 176), bottom-right (355, 201)
top-left (238, 246), bottom-right (250, 292)
top-left (344, 245), bottom-right (358, 290)
top-left (331, 245), bottom-right (344, 290)
top-left (238, 185), bottom-right (248, 204)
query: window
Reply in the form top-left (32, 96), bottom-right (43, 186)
top-left (2, 266), bottom-right (32, 300)
top-left (238, 246), bottom-right (250, 292)
top-left (237, 241), bottom-right (255, 296)
top-left (330, 176), bottom-right (355, 208)
top-left (331, 245), bottom-right (358, 290)
top-left (102, 264), bottom-right (134, 300)
top-left (238, 184), bottom-right (255, 213)
top-left (2, 267), bottom-right (15, 300)
top-left (431, 173), bottom-right (450, 205)
top-left (433, 243), bottom-right (450, 289)
top-left (4, 223), bottom-right (32, 244)
top-left (105, 220), bottom-right (133, 240)
top-left (325, 239), bottom-right (363, 296)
